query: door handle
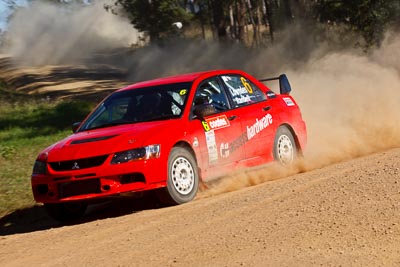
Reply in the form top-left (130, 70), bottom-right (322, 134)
top-left (263, 106), bottom-right (272, 111)
top-left (228, 115), bottom-right (237, 121)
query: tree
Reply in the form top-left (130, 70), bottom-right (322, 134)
top-left (316, 0), bottom-right (400, 47)
top-left (109, 0), bottom-right (400, 49)
top-left (209, 0), bottom-right (231, 41)
top-left (113, 0), bottom-right (192, 42)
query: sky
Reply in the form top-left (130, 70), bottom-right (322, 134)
top-left (0, 0), bottom-right (94, 33)
top-left (0, 0), bottom-right (29, 33)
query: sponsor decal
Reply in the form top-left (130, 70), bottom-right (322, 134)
top-left (205, 131), bottom-right (218, 164)
top-left (233, 95), bottom-right (252, 105)
top-left (225, 131), bottom-right (248, 156)
top-left (283, 97), bottom-right (295, 106)
top-left (247, 114), bottom-right (273, 140)
top-left (228, 86), bottom-right (248, 97)
top-left (220, 143), bottom-right (230, 158)
top-left (222, 75), bottom-right (253, 105)
top-left (202, 115), bottom-right (230, 132)
top-left (193, 137), bottom-right (199, 147)
top-left (217, 114), bottom-right (273, 158)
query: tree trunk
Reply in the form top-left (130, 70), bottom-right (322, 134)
top-left (229, 5), bottom-right (236, 39)
top-left (256, 5), bottom-right (262, 46)
top-left (236, 0), bottom-right (247, 44)
top-left (264, 0), bottom-right (274, 42)
top-left (245, 0), bottom-right (258, 47)
top-left (211, 0), bottom-right (227, 41)
top-left (283, 0), bottom-right (293, 22)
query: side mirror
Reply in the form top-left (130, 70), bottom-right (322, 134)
top-left (279, 74), bottom-right (292, 95)
top-left (193, 104), bottom-right (217, 119)
top-left (72, 122), bottom-right (81, 133)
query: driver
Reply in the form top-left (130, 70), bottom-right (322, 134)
top-left (136, 93), bottom-right (161, 121)
top-left (194, 83), bottom-right (227, 111)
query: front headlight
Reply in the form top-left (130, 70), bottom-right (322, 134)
top-left (111, 144), bottom-right (161, 164)
top-left (33, 160), bottom-right (47, 174)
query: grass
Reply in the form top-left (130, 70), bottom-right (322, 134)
top-left (0, 83), bottom-right (94, 216)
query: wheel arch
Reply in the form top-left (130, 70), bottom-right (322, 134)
top-left (278, 123), bottom-right (303, 156)
top-left (172, 140), bottom-right (204, 180)
top-left (173, 141), bottom-right (197, 161)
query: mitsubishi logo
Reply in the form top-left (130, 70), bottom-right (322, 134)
top-left (72, 162), bottom-right (80, 170)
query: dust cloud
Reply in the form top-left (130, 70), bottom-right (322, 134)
top-left (202, 33), bottom-right (400, 196)
top-left (2, 0), bottom-right (140, 65)
top-left (100, 24), bottom-right (321, 82)
top-left (292, 41), bottom-right (400, 165)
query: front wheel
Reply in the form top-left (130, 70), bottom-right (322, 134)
top-left (273, 126), bottom-right (297, 165)
top-left (44, 202), bottom-right (87, 222)
top-left (158, 147), bottom-right (199, 205)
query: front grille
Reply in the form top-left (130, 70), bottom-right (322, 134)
top-left (59, 179), bottom-right (101, 198)
top-left (49, 155), bottom-right (108, 171)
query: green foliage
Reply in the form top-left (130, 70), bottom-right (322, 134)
top-left (316, 0), bottom-right (400, 47)
top-left (0, 131), bottom-right (67, 217)
top-left (110, 0), bottom-right (400, 49)
top-left (115, 0), bottom-right (192, 41)
top-left (0, 87), bottom-right (94, 216)
top-left (0, 100), bottom-right (92, 139)
top-left (0, 145), bottom-right (16, 160)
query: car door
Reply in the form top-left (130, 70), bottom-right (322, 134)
top-left (188, 76), bottom-right (244, 179)
top-left (220, 74), bottom-right (279, 165)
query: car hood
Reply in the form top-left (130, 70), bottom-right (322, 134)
top-left (43, 121), bottom-right (181, 162)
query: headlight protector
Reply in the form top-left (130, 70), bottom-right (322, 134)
top-left (111, 144), bottom-right (160, 164)
top-left (33, 160), bottom-right (47, 174)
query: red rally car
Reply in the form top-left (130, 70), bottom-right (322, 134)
top-left (31, 69), bottom-right (307, 221)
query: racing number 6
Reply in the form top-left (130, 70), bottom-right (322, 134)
top-left (241, 77), bottom-right (253, 94)
top-left (202, 121), bottom-right (210, 132)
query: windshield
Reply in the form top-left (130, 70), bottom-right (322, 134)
top-left (79, 82), bottom-right (192, 131)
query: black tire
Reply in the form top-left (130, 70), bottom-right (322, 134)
top-left (44, 202), bottom-right (87, 222)
top-left (273, 126), bottom-right (297, 165)
top-left (158, 147), bottom-right (199, 205)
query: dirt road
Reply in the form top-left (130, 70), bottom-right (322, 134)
top-left (1, 148), bottom-right (399, 266)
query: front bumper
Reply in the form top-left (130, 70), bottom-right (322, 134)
top-left (31, 156), bottom-right (167, 203)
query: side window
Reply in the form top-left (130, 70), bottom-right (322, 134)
top-left (221, 75), bottom-right (266, 107)
top-left (193, 77), bottom-right (230, 113)
top-left (111, 97), bottom-right (130, 120)
top-left (84, 97), bottom-right (130, 128)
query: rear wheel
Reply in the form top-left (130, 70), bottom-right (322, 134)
top-left (158, 147), bottom-right (199, 205)
top-left (44, 202), bottom-right (87, 222)
top-left (273, 126), bottom-right (297, 165)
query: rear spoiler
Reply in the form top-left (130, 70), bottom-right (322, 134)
top-left (259, 74), bottom-right (291, 95)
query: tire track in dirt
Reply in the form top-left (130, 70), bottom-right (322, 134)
top-left (1, 148), bottom-right (399, 266)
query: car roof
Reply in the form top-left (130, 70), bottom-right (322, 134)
top-left (118, 69), bottom-right (246, 92)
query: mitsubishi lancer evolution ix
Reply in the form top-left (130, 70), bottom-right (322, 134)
top-left (31, 69), bottom-right (307, 221)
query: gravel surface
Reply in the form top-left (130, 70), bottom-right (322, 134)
top-left (1, 148), bottom-right (399, 267)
